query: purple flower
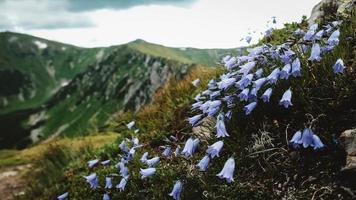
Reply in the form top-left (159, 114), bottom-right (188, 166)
top-left (304, 24), bottom-right (318, 41)
top-left (279, 89), bottom-right (292, 108)
top-left (191, 101), bottom-right (203, 110)
top-left (116, 177), bottom-right (128, 191)
top-left (327, 29), bottom-right (340, 46)
top-left (196, 155), bottom-right (210, 171)
top-left (57, 192), bottom-right (68, 200)
top-left (291, 58), bottom-right (301, 77)
top-left (300, 128), bottom-right (325, 150)
top-left (207, 100), bottom-right (222, 116)
top-left (217, 77), bottom-right (236, 90)
top-left (188, 114), bottom-right (203, 127)
top-left (238, 88), bottom-right (250, 102)
top-left (314, 30), bottom-right (324, 40)
top-left (217, 157), bottom-right (235, 183)
top-left (206, 141), bottom-right (224, 158)
top-left (105, 177), bottom-right (112, 189)
top-left (216, 113), bottom-right (229, 138)
top-left (238, 61), bottom-right (256, 75)
top-left (333, 59), bottom-right (345, 74)
top-left (181, 138), bottom-right (195, 157)
top-left (140, 168), bottom-right (156, 179)
top-left (267, 68), bottom-right (280, 84)
top-left (87, 159), bottom-right (99, 168)
top-left (249, 88), bottom-right (258, 102)
top-left (236, 74), bottom-right (253, 89)
top-left (280, 64), bottom-right (291, 79)
top-left (244, 102), bottom-right (257, 115)
top-left (312, 134), bottom-right (325, 150)
top-left (126, 121), bottom-right (135, 129)
top-left (261, 88), bottom-right (272, 102)
top-left (169, 180), bottom-right (183, 200)
top-left (253, 77), bottom-right (266, 90)
top-left (146, 157), bottom-right (160, 167)
top-left (308, 43), bottom-right (321, 61)
top-left (84, 173), bottom-right (99, 189)
top-left (191, 79), bottom-right (200, 87)
top-left (117, 162), bottom-right (129, 178)
top-left (103, 194), bottom-right (110, 200)
top-left (162, 146), bottom-right (172, 157)
top-left (140, 152), bottom-right (149, 163)
top-left (101, 160), bottom-right (110, 165)
top-left (224, 57), bottom-right (237, 69)
top-left (289, 130), bottom-right (302, 148)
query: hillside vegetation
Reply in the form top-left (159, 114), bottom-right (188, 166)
top-left (15, 3), bottom-right (356, 200)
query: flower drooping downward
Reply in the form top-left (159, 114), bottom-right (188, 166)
top-left (206, 141), bottom-right (224, 158)
top-left (279, 89), bottom-right (293, 108)
top-left (217, 157), bottom-right (235, 183)
top-left (216, 113), bottom-right (229, 138)
top-left (169, 180), bottom-right (183, 200)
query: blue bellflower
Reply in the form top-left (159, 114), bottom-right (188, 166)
top-left (146, 157), bottom-right (160, 167)
top-left (309, 43), bottom-right (322, 61)
top-left (291, 58), bottom-right (301, 77)
top-left (101, 160), bottom-right (110, 165)
top-left (140, 168), bottom-right (156, 179)
top-left (216, 113), bottom-right (230, 138)
top-left (84, 173), bottom-right (99, 189)
top-left (261, 88), bottom-right (272, 102)
top-left (181, 138), bottom-right (196, 157)
top-left (253, 77), bottom-right (266, 90)
top-left (87, 159), bottom-right (99, 168)
top-left (169, 180), bottom-right (183, 200)
top-left (116, 177), bottom-right (128, 191)
top-left (249, 88), bottom-right (258, 102)
top-left (217, 157), bottom-right (235, 183)
top-left (279, 89), bottom-right (293, 108)
top-left (218, 77), bottom-right (236, 90)
top-left (304, 24), bottom-right (318, 41)
top-left (280, 63), bottom-right (291, 79)
top-left (140, 152), bottom-right (149, 163)
top-left (267, 68), bottom-right (280, 84)
top-left (105, 177), bottom-right (112, 189)
top-left (327, 29), bottom-right (340, 46)
top-left (206, 141), bottom-right (224, 158)
top-left (188, 114), bottom-right (203, 127)
top-left (333, 59), bottom-right (345, 74)
top-left (197, 155), bottom-right (210, 171)
top-left (238, 88), bottom-right (250, 102)
top-left (244, 102), bottom-right (257, 115)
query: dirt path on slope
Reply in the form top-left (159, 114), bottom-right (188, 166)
top-left (0, 164), bottom-right (31, 200)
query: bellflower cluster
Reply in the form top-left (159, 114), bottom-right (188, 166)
top-left (289, 128), bottom-right (325, 150)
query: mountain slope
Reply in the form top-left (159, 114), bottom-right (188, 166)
top-left (0, 32), bottom-right (237, 148)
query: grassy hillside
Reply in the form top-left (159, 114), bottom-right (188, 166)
top-left (17, 4), bottom-right (356, 200)
top-left (0, 33), bottom-right (237, 148)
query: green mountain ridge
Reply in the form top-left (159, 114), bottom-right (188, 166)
top-left (0, 31), bottom-right (238, 148)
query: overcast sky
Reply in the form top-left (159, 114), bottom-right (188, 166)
top-left (0, 0), bottom-right (321, 48)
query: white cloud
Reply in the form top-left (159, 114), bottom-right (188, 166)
top-left (10, 0), bottom-right (321, 48)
